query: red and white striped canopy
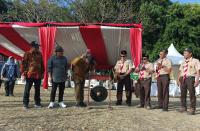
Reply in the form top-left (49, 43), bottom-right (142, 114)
top-left (0, 22), bottom-right (142, 67)
top-left (0, 22), bottom-right (142, 88)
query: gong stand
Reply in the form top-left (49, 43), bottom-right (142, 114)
top-left (89, 74), bottom-right (113, 110)
top-left (108, 80), bottom-right (113, 110)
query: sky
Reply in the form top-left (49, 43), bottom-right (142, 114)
top-left (171, 0), bottom-right (200, 3)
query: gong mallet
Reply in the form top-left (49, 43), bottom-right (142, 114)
top-left (108, 70), bottom-right (114, 110)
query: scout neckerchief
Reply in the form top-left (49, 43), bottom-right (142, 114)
top-left (120, 60), bottom-right (126, 73)
top-left (139, 63), bottom-right (145, 80)
top-left (156, 59), bottom-right (163, 78)
top-left (183, 59), bottom-right (190, 82)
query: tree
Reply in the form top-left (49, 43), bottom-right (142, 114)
top-left (0, 0), bottom-right (13, 21)
top-left (138, 0), bottom-right (172, 60)
top-left (3, 0), bottom-right (71, 22)
top-left (151, 3), bottom-right (200, 60)
top-left (69, 0), bottom-right (141, 23)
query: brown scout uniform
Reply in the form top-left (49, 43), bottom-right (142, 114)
top-left (155, 57), bottom-right (172, 110)
top-left (138, 62), bottom-right (154, 107)
top-left (179, 57), bottom-right (200, 111)
top-left (114, 59), bottom-right (134, 104)
top-left (71, 56), bottom-right (90, 104)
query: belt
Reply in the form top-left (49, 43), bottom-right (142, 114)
top-left (159, 74), bottom-right (169, 77)
top-left (119, 73), bottom-right (130, 76)
top-left (140, 77), bottom-right (151, 81)
top-left (181, 76), bottom-right (195, 79)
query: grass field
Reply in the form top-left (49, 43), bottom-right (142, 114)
top-left (0, 85), bottom-right (200, 131)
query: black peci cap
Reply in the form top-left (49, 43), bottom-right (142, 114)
top-left (55, 45), bottom-right (64, 52)
top-left (184, 48), bottom-right (193, 53)
top-left (31, 41), bottom-right (40, 49)
top-left (142, 54), bottom-right (149, 59)
top-left (120, 50), bottom-right (127, 55)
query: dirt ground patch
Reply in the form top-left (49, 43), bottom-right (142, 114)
top-left (0, 85), bottom-right (200, 131)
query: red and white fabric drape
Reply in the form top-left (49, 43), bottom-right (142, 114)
top-left (39, 27), bottom-right (57, 89)
top-left (130, 28), bottom-right (142, 67)
top-left (79, 25), bottom-right (110, 69)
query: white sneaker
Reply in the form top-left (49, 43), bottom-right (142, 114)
top-left (58, 102), bottom-right (67, 108)
top-left (34, 104), bottom-right (42, 108)
top-left (48, 102), bottom-right (54, 108)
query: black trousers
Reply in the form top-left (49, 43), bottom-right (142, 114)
top-left (50, 82), bottom-right (65, 102)
top-left (23, 78), bottom-right (41, 106)
top-left (117, 75), bottom-right (132, 103)
top-left (5, 80), bottom-right (15, 95)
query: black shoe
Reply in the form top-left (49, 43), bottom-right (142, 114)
top-left (5, 94), bottom-right (9, 96)
top-left (153, 106), bottom-right (163, 109)
top-left (127, 103), bottom-right (131, 106)
top-left (187, 111), bottom-right (195, 115)
top-left (9, 94), bottom-right (14, 96)
top-left (80, 102), bottom-right (87, 107)
top-left (115, 101), bottom-right (122, 105)
top-left (162, 109), bottom-right (168, 112)
top-left (126, 100), bottom-right (131, 106)
top-left (76, 102), bottom-right (87, 107)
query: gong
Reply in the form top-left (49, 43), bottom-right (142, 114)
top-left (90, 85), bottom-right (108, 102)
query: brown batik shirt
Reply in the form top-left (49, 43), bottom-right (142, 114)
top-left (20, 50), bottom-right (44, 79)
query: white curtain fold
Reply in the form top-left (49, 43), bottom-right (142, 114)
top-left (55, 27), bottom-right (88, 62)
top-left (101, 26), bottom-right (131, 66)
top-left (13, 26), bottom-right (39, 44)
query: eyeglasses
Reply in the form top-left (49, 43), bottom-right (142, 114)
top-left (121, 55), bottom-right (126, 57)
